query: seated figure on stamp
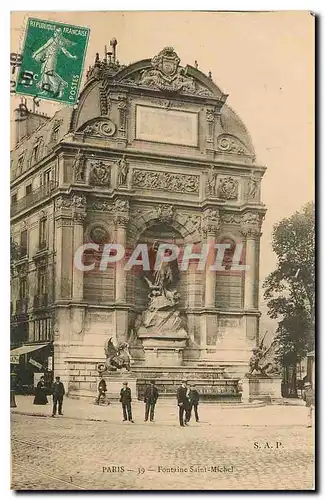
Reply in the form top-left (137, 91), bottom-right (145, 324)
top-left (137, 241), bottom-right (187, 338)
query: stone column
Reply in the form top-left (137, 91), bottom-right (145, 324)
top-left (205, 232), bottom-right (216, 308)
top-left (201, 208), bottom-right (220, 347)
top-left (186, 261), bottom-right (197, 343)
top-left (114, 199), bottom-right (129, 303)
top-left (54, 196), bottom-right (74, 300)
top-left (243, 231), bottom-right (258, 310)
top-left (113, 199), bottom-right (130, 343)
top-left (72, 211), bottom-right (86, 302)
top-left (241, 212), bottom-right (261, 311)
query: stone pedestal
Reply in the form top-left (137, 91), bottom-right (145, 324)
top-left (242, 374), bottom-right (282, 403)
top-left (138, 332), bottom-right (187, 367)
top-left (98, 371), bottom-right (137, 401)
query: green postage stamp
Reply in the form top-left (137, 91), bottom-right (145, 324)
top-left (15, 18), bottom-right (90, 105)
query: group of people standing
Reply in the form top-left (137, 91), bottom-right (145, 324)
top-left (33, 375), bottom-right (65, 417)
top-left (96, 378), bottom-right (200, 426)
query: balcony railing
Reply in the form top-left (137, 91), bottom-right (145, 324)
top-left (15, 298), bottom-right (29, 314)
top-left (11, 181), bottom-right (58, 217)
top-left (33, 293), bottom-right (48, 309)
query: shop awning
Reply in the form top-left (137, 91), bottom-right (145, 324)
top-left (10, 344), bottom-right (48, 363)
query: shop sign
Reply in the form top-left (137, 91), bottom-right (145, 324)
top-left (29, 358), bottom-right (43, 369)
top-left (47, 356), bottom-right (53, 371)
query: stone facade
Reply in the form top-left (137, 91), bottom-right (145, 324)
top-left (10, 46), bottom-right (266, 396)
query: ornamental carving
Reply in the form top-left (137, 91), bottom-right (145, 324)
top-left (202, 208), bottom-right (220, 234)
top-left (89, 226), bottom-right (109, 244)
top-left (156, 204), bottom-right (174, 223)
top-left (99, 83), bottom-right (111, 116)
top-left (90, 161), bottom-right (111, 186)
top-left (73, 211), bottom-right (87, 223)
top-left (55, 196), bottom-right (71, 209)
top-left (217, 176), bottom-right (239, 200)
top-left (114, 199), bottom-right (129, 212)
top-left (246, 170), bottom-right (259, 200)
top-left (117, 155), bottom-right (130, 186)
top-left (241, 212), bottom-right (260, 226)
top-left (149, 98), bottom-right (184, 109)
top-left (196, 86), bottom-right (214, 97)
top-left (206, 166), bottom-right (218, 196)
top-left (217, 134), bottom-right (249, 155)
top-left (138, 47), bottom-right (196, 93)
top-left (89, 199), bottom-right (112, 212)
top-left (73, 149), bottom-right (86, 182)
top-left (240, 212), bottom-right (262, 238)
top-left (114, 199), bottom-right (129, 226)
top-left (132, 169), bottom-right (199, 194)
top-left (117, 97), bottom-right (128, 137)
top-left (176, 213), bottom-right (201, 234)
top-left (221, 212), bottom-right (242, 225)
top-left (72, 194), bottom-right (87, 209)
top-left (82, 119), bottom-right (116, 138)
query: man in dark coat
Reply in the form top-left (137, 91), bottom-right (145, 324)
top-left (177, 380), bottom-right (191, 427)
top-left (188, 383), bottom-right (200, 423)
top-left (52, 376), bottom-right (65, 417)
top-left (120, 382), bottom-right (134, 423)
top-left (144, 380), bottom-right (159, 422)
top-left (96, 377), bottom-right (107, 405)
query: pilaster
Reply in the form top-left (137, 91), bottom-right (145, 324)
top-left (113, 198), bottom-right (130, 344)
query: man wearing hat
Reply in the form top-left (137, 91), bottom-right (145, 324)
top-left (51, 376), bottom-right (65, 417)
top-left (143, 380), bottom-right (159, 422)
top-left (119, 381), bottom-right (134, 423)
top-left (302, 381), bottom-right (315, 428)
top-left (177, 380), bottom-right (191, 427)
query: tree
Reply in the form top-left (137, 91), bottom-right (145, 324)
top-left (263, 202), bottom-right (315, 395)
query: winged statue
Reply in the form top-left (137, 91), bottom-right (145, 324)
top-left (248, 332), bottom-right (280, 376)
top-left (97, 337), bottom-right (131, 373)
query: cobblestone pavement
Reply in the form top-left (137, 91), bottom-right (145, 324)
top-left (11, 398), bottom-right (314, 491)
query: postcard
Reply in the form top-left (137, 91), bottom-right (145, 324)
top-left (10, 11), bottom-right (315, 491)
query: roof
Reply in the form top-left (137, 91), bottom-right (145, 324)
top-left (11, 106), bottom-right (74, 174)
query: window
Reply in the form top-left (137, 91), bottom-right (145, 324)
top-left (51, 127), bottom-right (59, 144)
top-left (32, 143), bottom-right (40, 163)
top-left (39, 218), bottom-right (47, 249)
top-left (11, 193), bottom-right (17, 205)
top-left (17, 155), bottom-right (24, 170)
top-left (19, 276), bottom-right (27, 299)
top-left (25, 183), bottom-right (32, 196)
top-left (19, 229), bottom-right (28, 257)
top-left (37, 266), bottom-right (47, 296)
top-left (43, 169), bottom-right (51, 185)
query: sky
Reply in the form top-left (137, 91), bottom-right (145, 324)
top-left (10, 11), bottom-right (315, 337)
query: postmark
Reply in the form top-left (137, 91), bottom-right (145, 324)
top-left (15, 17), bottom-right (90, 105)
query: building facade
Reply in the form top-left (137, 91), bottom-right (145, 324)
top-left (10, 46), bottom-right (266, 397)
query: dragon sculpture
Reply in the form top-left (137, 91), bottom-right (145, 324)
top-left (97, 337), bottom-right (131, 373)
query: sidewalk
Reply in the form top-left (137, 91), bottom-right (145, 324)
top-left (11, 395), bottom-right (309, 427)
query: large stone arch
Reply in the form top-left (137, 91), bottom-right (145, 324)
top-left (128, 209), bottom-right (202, 247)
